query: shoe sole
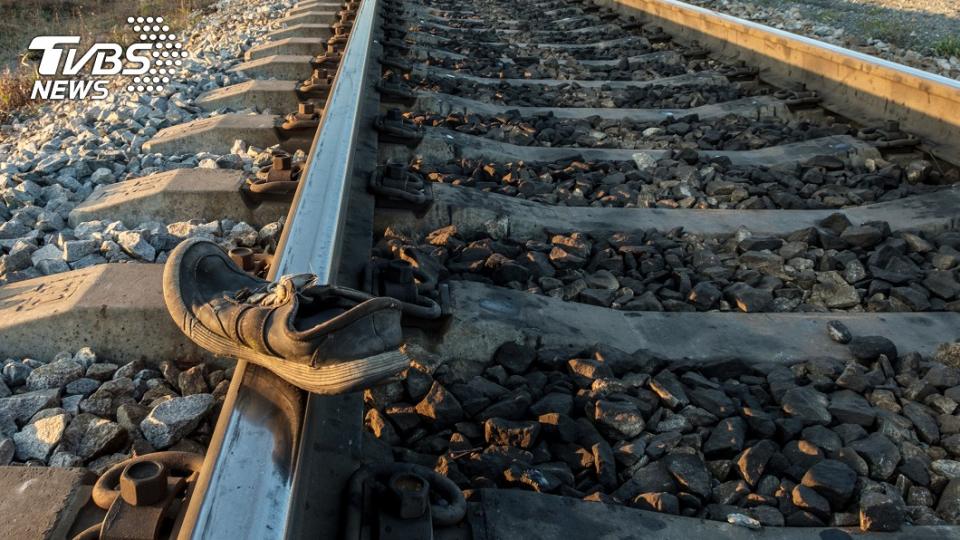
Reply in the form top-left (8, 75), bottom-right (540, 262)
top-left (164, 238), bottom-right (410, 394)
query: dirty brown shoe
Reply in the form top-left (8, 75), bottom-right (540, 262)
top-left (163, 238), bottom-right (409, 394)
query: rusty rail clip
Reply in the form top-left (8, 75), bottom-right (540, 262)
top-left (644, 26), bottom-right (672, 43)
top-left (380, 54), bottom-right (412, 72)
top-left (856, 120), bottom-right (921, 149)
top-left (329, 24), bottom-right (350, 48)
top-left (280, 102), bottom-right (321, 132)
top-left (311, 43), bottom-right (343, 70)
top-left (229, 247), bottom-right (274, 277)
top-left (374, 108), bottom-right (424, 146)
top-left (723, 62), bottom-right (759, 81)
top-left (684, 40), bottom-right (710, 59)
top-left (774, 85), bottom-right (822, 107)
top-left (382, 28), bottom-right (407, 41)
top-left (243, 153), bottom-right (303, 204)
top-left (382, 39), bottom-right (411, 54)
top-left (343, 462), bottom-right (466, 540)
top-left (375, 77), bottom-right (418, 106)
top-left (369, 162), bottom-right (434, 211)
top-left (299, 67), bottom-right (335, 98)
top-left (364, 258), bottom-right (449, 320)
top-left (71, 452), bottom-right (204, 540)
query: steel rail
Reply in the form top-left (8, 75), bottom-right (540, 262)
top-left (177, 0), bottom-right (380, 536)
top-left (600, 0), bottom-right (960, 164)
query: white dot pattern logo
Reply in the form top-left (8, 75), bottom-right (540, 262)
top-left (125, 15), bottom-right (188, 95)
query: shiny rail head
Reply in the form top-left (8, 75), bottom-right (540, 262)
top-left (179, 0), bottom-right (382, 537)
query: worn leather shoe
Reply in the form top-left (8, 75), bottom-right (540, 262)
top-left (163, 238), bottom-right (409, 394)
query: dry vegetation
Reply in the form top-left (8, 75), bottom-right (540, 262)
top-left (0, 0), bottom-right (215, 123)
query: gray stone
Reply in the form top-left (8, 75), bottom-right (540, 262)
top-left (493, 342), bottom-right (536, 375)
top-left (90, 167), bottom-right (115, 184)
top-left (782, 386), bottom-right (831, 425)
top-left (649, 370), bottom-right (689, 408)
top-left (0, 411), bottom-right (13, 438)
top-left (937, 479), bottom-right (960, 523)
top-left (49, 451), bottom-right (84, 468)
top-left (29, 407), bottom-right (66, 424)
top-left (688, 281), bottom-right (721, 310)
top-left (664, 453), bottom-right (711, 499)
top-left (932, 459), bottom-right (960, 479)
top-left (850, 433), bottom-right (901, 480)
top-left (801, 425), bottom-right (842, 452)
top-left (13, 413), bottom-right (68, 461)
top-left (591, 399), bottom-right (644, 440)
top-left (727, 513), bottom-right (761, 530)
top-left (85, 363), bottom-right (118, 381)
top-left (116, 231), bottom-right (156, 261)
top-left (415, 382), bottom-right (463, 428)
top-left (72, 347), bottom-right (97, 369)
top-left (178, 365), bottom-right (208, 396)
top-left (736, 440), bottom-right (777, 487)
top-left (77, 419), bottom-right (128, 460)
top-left (0, 437), bottom-right (14, 465)
top-left (140, 394), bottom-right (214, 449)
top-left (88, 452), bottom-right (130, 475)
top-left (116, 403), bottom-right (149, 433)
top-left (849, 336), bottom-right (898, 362)
top-left (902, 401), bottom-right (940, 444)
top-left (726, 284), bottom-right (772, 312)
top-left (613, 461), bottom-right (677, 500)
top-left (826, 320), bottom-right (852, 344)
top-left (860, 491), bottom-right (903, 531)
top-left (529, 392), bottom-right (573, 416)
top-left (792, 484), bottom-right (831, 520)
top-left (30, 244), bottom-right (63, 266)
top-left (801, 459), bottom-right (857, 508)
top-left (61, 239), bottom-right (98, 262)
top-left (840, 225), bottom-right (883, 248)
top-left (61, 395), bottom-right (82, 415)
top-left (633, 492), bottom-right (680, 514)
top-left (811, 271), bottom-right (860, 308)
top-left (0, 388), bottom-right (60, 424)
top-left (2, 362), bottom-right (32, 386)
top-left (924, 271), bottom-right (960, 300)
top-left (483, 417), bottom-right (541, 449)
top-left (36, 258), bottom-right (70, 275)
top-left (925, 364), bottom-right (960, 388)
top-left (26, 359), bottom-right (84, 391)
top-left (64, 377), bottom-right (100, 396)
top-left (828, 389), bottom-right (876, 426)
top-left (703, 417), bottom-right (747, 457)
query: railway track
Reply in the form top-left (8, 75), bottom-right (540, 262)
top-left (3, 0), bottom-right (960, 537)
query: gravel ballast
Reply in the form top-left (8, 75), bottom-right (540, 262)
top-left (0, 348), bottom-right (230, 474)
top-left (364, 332), bottom-right (960, 531)
top-left (374, 219), bottom-right (960, 313)
top-left (0, 0), bottom-right (304, 286)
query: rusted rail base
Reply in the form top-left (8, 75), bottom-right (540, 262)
top-left (599, 0), bottom-right (960, 166)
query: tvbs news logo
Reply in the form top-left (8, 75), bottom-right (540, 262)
top-left (28, 16), bottom-right (188, 101)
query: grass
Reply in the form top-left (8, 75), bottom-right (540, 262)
top-left (0, 68), bottom-right (35, 124)
top-left (932, 37), bottom-right (960, 58)
top-left (857, 16), bottom-right (916, 48)
top-left (810, 8), bottom-right (840, 25)
top-left (0, 0), bottom-right (216, 123)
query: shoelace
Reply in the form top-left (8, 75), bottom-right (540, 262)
top-left (233, 274), bottom-right (318, 307)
